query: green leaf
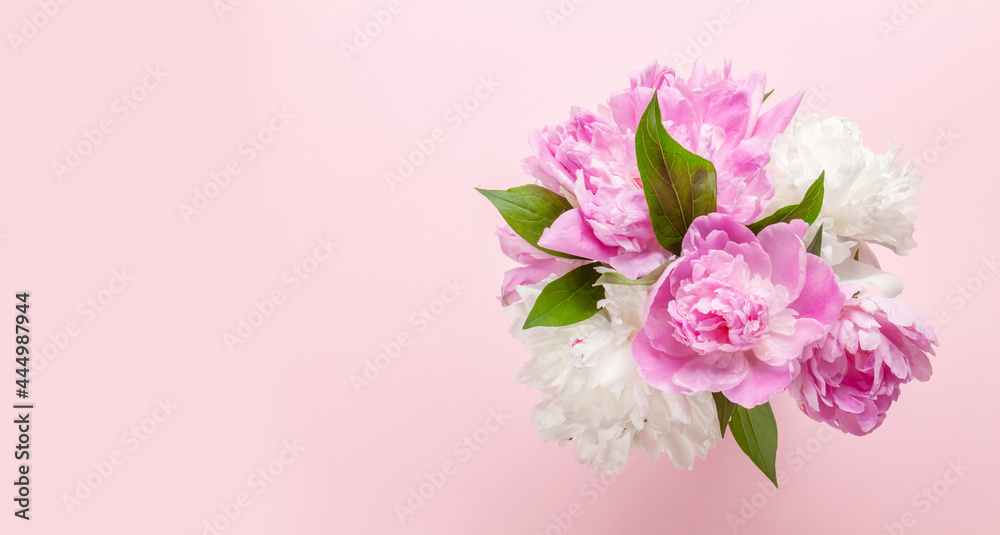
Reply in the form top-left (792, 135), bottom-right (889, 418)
top-left (747, 171), bottom-right (826, 234)
top-left (712, 392), bottom-right (736, 439)
top-left (762, 89), bottom-right (775, 102)
top-left (476, 185), bottom-right (582, 259)
top-left (806, 223), bottom-right (824, 257)
top-left (523, 263), bottom-right (606, 329)
top-left (729, 402), bottom-right (779, 487)
top-left (594, 261), bottom-right (672, 287)
top-left (636, 91), bottom-right (718, 255)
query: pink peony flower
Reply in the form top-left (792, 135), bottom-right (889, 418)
top-left (788, 292), bottom-right (937, 435)
top-left (632, 213), bottom-right (843, 408)
top-left (495, 225), bottom-right (587, 305)
top-left (523, 61), bottom-right (803, 279)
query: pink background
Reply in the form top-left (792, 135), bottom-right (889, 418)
top-left (2, 0), bottom-right (997, 533)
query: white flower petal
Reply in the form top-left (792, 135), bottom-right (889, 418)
top-left (508, 281), bottom-right (720, 474)
top-left (767, 113), bottom-right (921, 266)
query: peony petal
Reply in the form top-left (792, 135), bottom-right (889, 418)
top-left (496, 225), bottom-right (546, 264)
top-left (643, 306), bottom-right (700, 357)
top-left (538, 208), bottom-right (619, 262)
top-left (632, 330), bottom-right (687, 393)
top-left (833, 258), bottom-right (904, 298)
top-left (757, 221), bottom-right (807, 302)
top-left (754, 317), bottom-right (826, 365)
top-left (682, 213), bottom-right (757, 255)
top-left (832, 389), bottom-right (867, 414)
top-left (721, 357), bottom-right (794, 408)
top-left (500, 258), bottom-right (584, 305)
top-left (672, 352), bottom-right (748, 393)
top-left (724, 240), bottom-right (771, 280)
top-left (789, 254), bottom-right (845, 327)
top-left (871, 296), bottom-right (939, 347)
top-left (851, 398), bottom-right (881, 434)
top-left (751, 89), bottom-right (805, 142)
top-left (608, 250), bottom-right (670, 280)
top-left (522, 131), bottom-right (575, 193)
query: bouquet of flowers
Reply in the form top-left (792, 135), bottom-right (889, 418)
top-left (478, 60), bottom-right (937, 483)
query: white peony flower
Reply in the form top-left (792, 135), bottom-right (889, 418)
top-left (767, 112), bottom-right (921, 266)
top-left (832, 241), bottom-right (904, 298)
top-left (508, 280), bottom-right (719, 474)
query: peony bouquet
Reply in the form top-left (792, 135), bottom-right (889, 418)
top-left (478, 61), bottom-right (937, 483)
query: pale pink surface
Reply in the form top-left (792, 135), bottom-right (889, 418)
top-left (0, 1), bottom-right (998, 535)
